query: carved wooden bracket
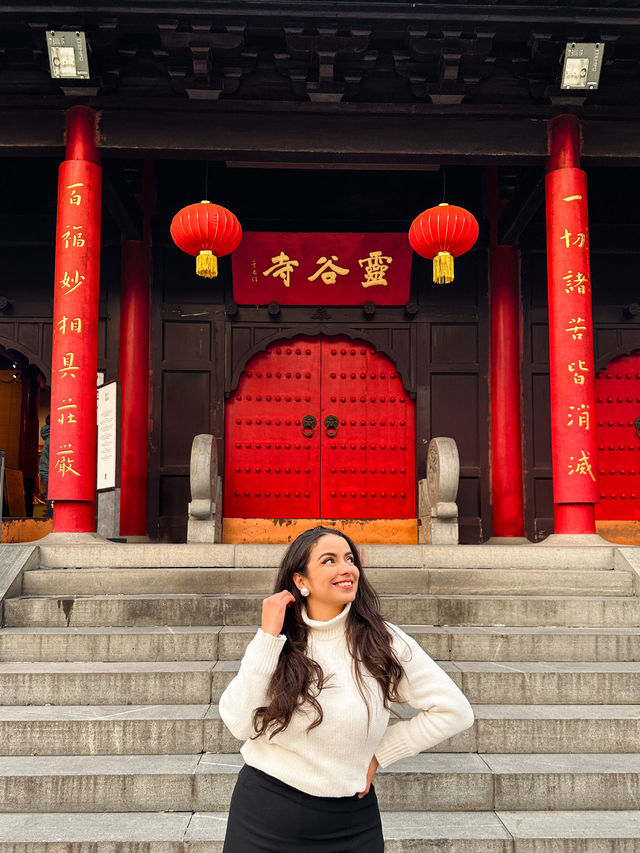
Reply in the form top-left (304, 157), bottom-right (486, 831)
top-left (394, 29), bottom-right (495, 104)
top-left (275, 27), bottom-right (377, 102)
top-left (158, 21), bottom-right (256, 100)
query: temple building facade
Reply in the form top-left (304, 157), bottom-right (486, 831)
top-left (0, 2), bottom-right (639, 545)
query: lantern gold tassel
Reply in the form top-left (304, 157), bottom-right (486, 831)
top-left (196, 250), bottom-right (218, 278)
top-left (433, 251), bottom-right (454, 284)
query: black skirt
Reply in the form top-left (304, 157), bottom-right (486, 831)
top-left (223, 764), bottom-right (384, 853)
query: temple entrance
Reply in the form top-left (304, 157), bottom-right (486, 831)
top-left (223, 335), bottom-right (416, 538)
top-left (0, 341), bottom-right (50, 533)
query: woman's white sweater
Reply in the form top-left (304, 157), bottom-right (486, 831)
top-left (218, 602), bottom-right (474, 798)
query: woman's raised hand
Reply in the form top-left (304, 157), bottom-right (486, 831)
top-left (261, 590), bottom-right (296, 637)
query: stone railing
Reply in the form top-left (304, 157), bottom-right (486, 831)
top-left (187, 434), bottom-right (222, 543)
top-left (418, 437), bottom-right (460, 544)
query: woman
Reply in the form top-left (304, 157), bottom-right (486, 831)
top-left (219, 526), bottom-right (474, 852)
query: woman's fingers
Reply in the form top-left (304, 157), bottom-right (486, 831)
top-left (261, 591), bottom-right (296, 636)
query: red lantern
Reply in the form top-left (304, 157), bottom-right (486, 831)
top-left (408, 202), bottom-right (479, 284)
top-left (170, 200), bottom-right (242, 278)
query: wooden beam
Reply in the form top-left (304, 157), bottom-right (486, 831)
top-left (0, 107), bottom-right (640, 164)
top-left (98, 110), bottom-right (552, 163)
top-left (497, 168), bottom-right (545, 245)
top-left (102, 163), bottom-right (143, 241)
top-left (4, 3), bottom-right (640, 31)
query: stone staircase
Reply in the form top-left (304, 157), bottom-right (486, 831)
top-left (1, 542), bottom-right (640, 852)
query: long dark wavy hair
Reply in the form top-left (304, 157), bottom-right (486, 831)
top-left (252, 526), bottom-right (405, 738)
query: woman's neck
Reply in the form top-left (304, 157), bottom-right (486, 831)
top-left (305, 601), bottom-right (346, 621)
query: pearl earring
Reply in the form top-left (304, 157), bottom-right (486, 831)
top-left (300, 587), bottom-right (310, 598)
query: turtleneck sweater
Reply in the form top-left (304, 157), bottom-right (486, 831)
top-left (218, 602), bottom-right (474, 798)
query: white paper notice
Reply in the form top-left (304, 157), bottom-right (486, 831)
top-left (97, 382), bottom-right (118, 490)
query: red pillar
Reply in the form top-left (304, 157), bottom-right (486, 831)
top-left (118, 166), bottom-right (152, 536)
top-left (49, 106), bottom-right (102, 532)
top-left (487, 169), bottom-right (525, 537)
top-left (545, 115), bottom-right (599, 534)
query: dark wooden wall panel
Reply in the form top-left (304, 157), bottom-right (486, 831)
top-left (163, 321), bottom-right (211, 362)
top-left (159, 476), bottom-right (190, 518)
top-left (430, 373), bottom-right (480, 466)
top-left (161, 371), bottom-right (211, 468)
top-left (430, 371), bottom-right (484, 540)
top-left (620, 330), bottom-right (640, 355)
top-left (458, 477), bottom-right (481, 518)
top-left (431, 324), bottom-right (478, 364)
top-left (530, 324), bottom-right (549, 364)
top-left (531, 373), bottom-right (551, 469)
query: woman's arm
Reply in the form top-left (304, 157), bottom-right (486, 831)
top-left (219, 589), bottom-right (293, 740)
top-left (218, 628), bottom-right (287, 741)
top-left (374, 624), bottom-right (475, 768)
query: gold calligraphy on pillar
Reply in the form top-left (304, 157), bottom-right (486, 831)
top-left (567, 450), bottom-right (596, 481)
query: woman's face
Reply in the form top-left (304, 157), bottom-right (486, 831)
top-left (293, 533), bottom-right (360, 620)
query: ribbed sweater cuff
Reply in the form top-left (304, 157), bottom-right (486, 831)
top-left (374, 722), bottom-right (413, 768)
top-left (242, 629), bottom-right (287, 674)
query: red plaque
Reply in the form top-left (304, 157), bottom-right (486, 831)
top-left (232, 233), bottom-right (412, 305)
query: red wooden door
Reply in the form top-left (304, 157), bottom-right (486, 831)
top-left (224, 336), bottom-right (415, 519)
top-left (595, 352), bottom-right (640, 520)
top-left (224, 340), bottom-right (321, 518)
top-left (320, 339), bottom-right (415, 518)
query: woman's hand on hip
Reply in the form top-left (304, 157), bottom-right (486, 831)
top-left (358, 755), bottom-right (379, 798)
top-left (261, 590), bottom-right (295, 636)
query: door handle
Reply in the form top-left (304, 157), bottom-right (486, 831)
top-left (302, 415), bottom-right (317, 438)
top-left (324, 414), bottom-right (339, 438)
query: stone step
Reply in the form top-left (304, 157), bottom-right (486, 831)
top-left (2, 753), bottom-right (640, 813)
top-left (2, 624), bottom-right (639, 663)
top-left (207, 660), bottom-right (640, 705)
top-left (5, 593), bottom-right (640, 628)
top-left (219, 625), bottom-right (640, 663)
top-left (469, 705), bottom-right (640, 754)
top-left (2, 659), bottom-right (639, 706)
top-left (0, 704), bottom-right (638, 756)
top-left (454, 661), bottom-right (640, 705)
top-left (0, 662), bottom-right (217, 705)
top-left (0, 626), bottom-right (222, 662)
top-left (20, 567), bottom-right (633, 597)
top-left (36, 542), bottom-right (618, 571)
top-left (2, 810), bottom-right (640, 853)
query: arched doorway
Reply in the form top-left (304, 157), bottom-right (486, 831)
top-left (223, 335), bottom-right (416, 542)
top-left (0, 343), bottom-right (48, 524)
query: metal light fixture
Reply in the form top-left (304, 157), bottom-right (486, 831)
top-left (561, 43), bottom-right (604, 90)
top-left (46, 31), bottom-right (90, 79)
